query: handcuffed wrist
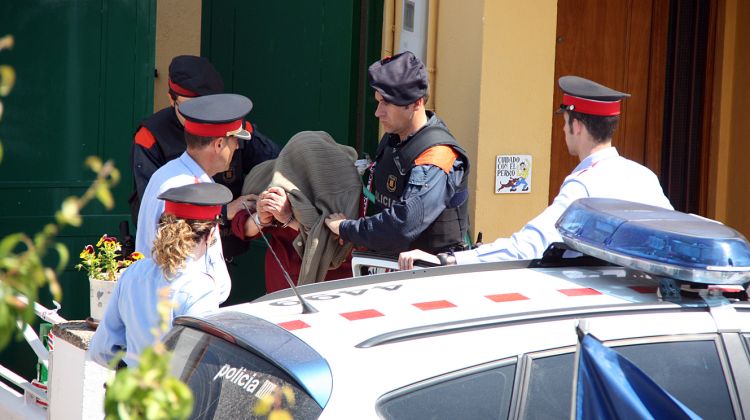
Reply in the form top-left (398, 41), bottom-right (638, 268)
top-left (280, 214), bottom-right (295, 229)
top-left (252, 212), bottom-right (276, 228)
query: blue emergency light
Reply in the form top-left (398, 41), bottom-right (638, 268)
top-left (556, 198), bottom-right (750, 285)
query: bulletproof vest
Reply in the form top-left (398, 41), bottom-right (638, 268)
top-left (373, 125), bottom-right (471, 253)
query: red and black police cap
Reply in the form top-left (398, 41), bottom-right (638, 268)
top-left (368, 51), bottom-right (428, 106)
top-left (178, 93), bottom-right (253, 140)
top-left (558, 76), bottom-right (630, 116)
top-left (168, 55), bottom-right (224, 98)
top-left (158, 183), bottom-right (233, 220)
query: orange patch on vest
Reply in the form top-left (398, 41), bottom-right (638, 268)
top-left (414, 145), bottom-right (458, 174)
top-left (134, 126), bottom-right (156, 149)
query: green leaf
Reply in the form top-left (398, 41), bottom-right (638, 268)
top-left (0, 233), bottom-right (24, 258)
top-left (57, 197), bottom-right (82, 227)
top-left (53, 243), bottom-right (69, 273)
top-left (96, 184), bottom-right (114, 209)
top-left (85, 156), bottom-right (102, 173)
top-left (110, 167), bottom-right (121, 185)
top-left (46, 269), bottom-right (62, 301)
top-left (0, 65), bottom-right (16, 97)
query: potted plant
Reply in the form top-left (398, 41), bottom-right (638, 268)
top-left (76, 234), bottom-right (143, 322)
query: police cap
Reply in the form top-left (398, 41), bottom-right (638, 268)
top-left (368, 51), bottom-right (428, 106)
top-left (178, 93), bottom-right (253, 140)
top-left (158, 183), bottom-right (233, 220)
top-left (558, 76), bottom-right (630, 116)
top-left (168, 55), bottom-right (224, 98)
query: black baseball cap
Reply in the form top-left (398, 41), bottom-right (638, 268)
top-left (168, 55), bottom-right (224, 98)
top-left (368, 51), bottom-right (428, 106)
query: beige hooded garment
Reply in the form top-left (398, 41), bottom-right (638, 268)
top-left (241, 131), bottom-right (362, 285)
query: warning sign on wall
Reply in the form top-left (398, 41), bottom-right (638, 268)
top-left (495, 155), bottom-right (532, 194)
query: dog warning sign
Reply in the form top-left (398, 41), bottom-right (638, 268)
top-left (495, 155), bottom-right (532, 194)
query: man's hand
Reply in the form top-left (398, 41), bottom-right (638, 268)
top-left (227, 194), bottom-right (258, 220)
top-left (259, 187), bottom-right (293, 224)
top-left (398, 249), bottom-right (441, 270)
top-left (325, 213), bottom-right (348, 236)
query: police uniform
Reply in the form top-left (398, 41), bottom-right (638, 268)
top-left (128, 55), bottom-right (280, 258)
top-left (90, 183), bottom-right (232, 367)
top-left (453, 76), bottom-right (672, 264)
top-left (135, 93), bottom-right (255, 302)
top-left (339, 52), bottom-right (471, 254)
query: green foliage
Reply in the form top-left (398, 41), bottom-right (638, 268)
top-left (104, 346), bottom-right (193, 420)
top-left (1, 31), bottom-right (192, 419)
top-left (104, 292), bottom-right (193, 420)
top-left (0, 158), bottom-right (118, 349)
top-left (0, 33), bottom-right (120, 348)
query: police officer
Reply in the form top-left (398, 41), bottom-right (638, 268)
top-left (399, 75), bottom-right (673, 269)
top-left (129, 55), bottom-right (279, 259)
top-left (136, 93), bottom-right (257, 303)
top-left (325, 51), bottom-right (470, 255)
top-left (90, 183), bottom-right (232, 367)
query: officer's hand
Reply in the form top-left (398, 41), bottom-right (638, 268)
top-left (227, 194), bottom-right (258, 220)
top-left (325, 213), bottom-right (347, 236)
top-left (398, 249), bottom-right (440, 271)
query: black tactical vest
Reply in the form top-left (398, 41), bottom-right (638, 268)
top-left (373, 124), bottom-right (471, 253)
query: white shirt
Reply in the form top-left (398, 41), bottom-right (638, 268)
top-left (88, 257), bottom-right (220, 367)
top-left (455, 147), bottom-right (673, 264)
top-left (135, 152), bottom-right (231, 302)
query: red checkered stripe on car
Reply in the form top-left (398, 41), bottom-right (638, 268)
top-left (276, 286), bottom-right (655, 331)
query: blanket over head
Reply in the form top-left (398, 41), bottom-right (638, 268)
top-left (241, 131), bottom-right (361, 284)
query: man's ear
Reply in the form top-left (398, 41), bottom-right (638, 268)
top-left (413, 97), bottom-right (426, 110)
top-left (168, 93), bottom-right (176, 107)
top-left (571, 118), bottom-right (584, 135)
top-left (212, 136), bottom-right (226, 152)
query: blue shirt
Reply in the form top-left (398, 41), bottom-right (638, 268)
top-left (88, 257), bottom-right (220, 367)
top-left (454, 147), bottom-right (673, 264)
top-left (135, 152), bottom-right (231, 302)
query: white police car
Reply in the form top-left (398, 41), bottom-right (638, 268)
top-left (164, 198), bottom-right (750, 419)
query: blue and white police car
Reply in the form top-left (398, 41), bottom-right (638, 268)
top-left (164, 198), bottom-right (750, 419)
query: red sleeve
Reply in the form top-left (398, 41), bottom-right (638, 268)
top-left (231, 211), bottom-right (252, 240)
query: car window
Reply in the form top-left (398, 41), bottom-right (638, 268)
top-left (378, 362), bottom-right (516, 420)
top-left (616, 340), bottom-right (733, 419)
top-left (522, 339), bottom-right (734, 419)
top-left (522, 352), bottom-right (575, 420)
top-left (164, 326), bottom-right (323, 420)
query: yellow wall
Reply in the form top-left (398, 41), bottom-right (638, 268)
top-left (435, 1), bottom-right (558, 240)
top-left (153, 0), bottom-right (202, 112)
top-left (720, 0), bottom-right (750, 237)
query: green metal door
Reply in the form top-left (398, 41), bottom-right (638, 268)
top-left (201, 0), bottom-right (383, 302)
top-left (0, 0), bottom-right (155, 376)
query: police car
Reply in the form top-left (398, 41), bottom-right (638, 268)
top-left (164, 198), bottom-right (750, 419)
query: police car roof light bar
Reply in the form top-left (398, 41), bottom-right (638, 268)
top-left (556, 198), bottom-right (750, 286)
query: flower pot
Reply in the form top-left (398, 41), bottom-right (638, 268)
top-left (89, 278), bottom-right (116, 322)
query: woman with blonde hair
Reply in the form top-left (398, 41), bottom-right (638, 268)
top-left (89, 183), bottom-right (232, 367)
